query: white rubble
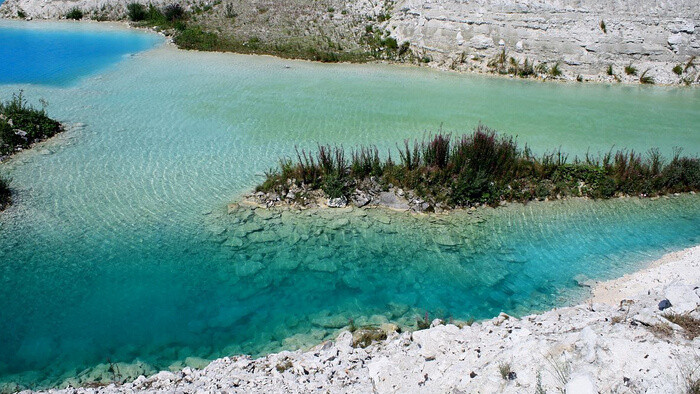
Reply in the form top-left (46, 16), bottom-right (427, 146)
top-left (24, 245), bottom-right (700, 393)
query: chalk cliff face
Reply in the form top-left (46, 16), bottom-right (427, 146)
top-left (389, 0), bottom-right (700, 83)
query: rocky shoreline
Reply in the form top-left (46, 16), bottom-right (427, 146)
top-left (21, 245), bottom-right (700, 393)
top-left (243, 182), bottom-right (698, 216)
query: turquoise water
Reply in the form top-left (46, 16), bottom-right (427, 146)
top-left (0, 21), bottom-right (161, 85)
top-left (0, 22), bottom-right (699, 390)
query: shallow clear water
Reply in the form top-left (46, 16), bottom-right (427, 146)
top-left (0, 22), bottom-right (699, 390)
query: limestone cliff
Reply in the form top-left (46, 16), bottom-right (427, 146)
top-left (390, 0), bottom-right (699, 83)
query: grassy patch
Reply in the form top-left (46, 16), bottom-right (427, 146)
top-left (256, 125), bottom-right (700, 208)
top-left (663, 313), bottom-right (700, 339)
top-left (639, 69), bottom-right (655, 84)
top-left (0, 91), bottom-right (62, 156)
top-left (649, 322), bottom-right (674, 338)
top-left (624, 64), bottom-right (637, 76)
top-left (66, 7), bottom-right (83, 20)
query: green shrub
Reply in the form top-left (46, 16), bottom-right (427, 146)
top-left (163, 4), bottom-right (185, 22)
top-left (624, 64), bottom-right (637, 76)
top-left (17, 10), bottom-right (26, 18)
top-left (639, 69), bottom-right (654, 84)
top-left (0, 175), bottom-right (10, 211)
top-left (451, 168), bottom-right (492, 205)
top-left (174, 26), bottom-right (220, 51)
top-left (600, 20), bottom-right (607, 33)
top-left (607, 64), bottom-right (614, 76)
top-left (66, 7), bottom-right (83, 20)
top-left (550, 62), bottom-right (562, 77)
top-left (145, 4), bottom-right (166, 24)
top-left (672, 64), bottom-right (684, 75)
top-left (127, 3), bottom-right (147, 21)
top-left (0, 91), bottom-right (62, 156)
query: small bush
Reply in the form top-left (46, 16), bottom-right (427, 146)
top-left (607, 64), bottom-right (614, 76)
top-left (66, 7), bottom-right (84, 20)
top-left (499, 363), bottom-right (515, 380)
top-left (673, 64), bottom-right (684, 76)
top-left (416, 312), bottom-right (430, 330)
top-left (624, 64), bottom-right (637, 76)
top-left (17, 10), bottom-right (26, 18)
top-left (0, 176), bottom-right (11, 211)
top-left (163, 3), bottom-right (185, 22)
top-left (550, 62), bottom-right (562, 77)
top-left (0, 91), bottom-right (62, 156)
top-left (600, 20), bottom-right (607, 33)
top-left (639, 69), bottom-right (655, 84)
top-left (127, 3), bottom-right (147, 21)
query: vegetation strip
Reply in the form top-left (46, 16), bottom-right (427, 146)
top-left (0, 91), bottom-right (63, 210)
top-left (123, 2), bottom-right (412, 63)
top-left (256, 125), bottom-right (700, 211)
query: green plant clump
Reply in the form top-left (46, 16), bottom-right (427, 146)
top-left (257, 125), bottom-right (700, 208)
top-left (639, 69), bottom-right (655, 84)
top-left (127, 3), bottom-right (147, 21)
top-left (672, 64), bottom-right (684, 76)
top-left (0, 91), bottom-right (62, 157)
top-left (66, 7), bottom-right (83, 20)
top-left (624, 64), bottom-right (637, 76)
top-left (0, 176), bottom-right (10, 211)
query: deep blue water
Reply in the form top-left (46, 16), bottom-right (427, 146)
top-left (0, 21), bottom-right (161, 85)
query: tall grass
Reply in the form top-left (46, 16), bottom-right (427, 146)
top-left (0, 91), bottom-right (62, 156)
top-left (257, 125), bottom-right (700, 207)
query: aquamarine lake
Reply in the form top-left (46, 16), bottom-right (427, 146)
top-left (0, 21), bottom-right (699, 390)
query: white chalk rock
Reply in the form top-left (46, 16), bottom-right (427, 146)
top-left (565, 373), bottom-right (597, 394)
top-left (664, 283), bottom-right (700, 313)
top-left (469, 34), bottom-right (494, 49)
top-left (578, 326), bottom-right (597, 363)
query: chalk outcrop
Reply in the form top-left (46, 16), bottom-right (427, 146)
top-left (390, 0), bottom-right (700, 84)
top-left (24, 246), bottom-right (700, 393)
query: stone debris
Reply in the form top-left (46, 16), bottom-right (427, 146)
top-left (23, 246), bottom-right (700, 394)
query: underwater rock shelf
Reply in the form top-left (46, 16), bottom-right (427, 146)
top-left (251, 125), bottom-right (700, 213)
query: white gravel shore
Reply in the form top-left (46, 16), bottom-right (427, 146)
top-left (25, 245), bottom-right (700, 393)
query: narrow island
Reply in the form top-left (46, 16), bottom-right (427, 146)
top-left (0, 91), bottom-right (63, 211)
top-left (248, 125), bottom-right (700, 213)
